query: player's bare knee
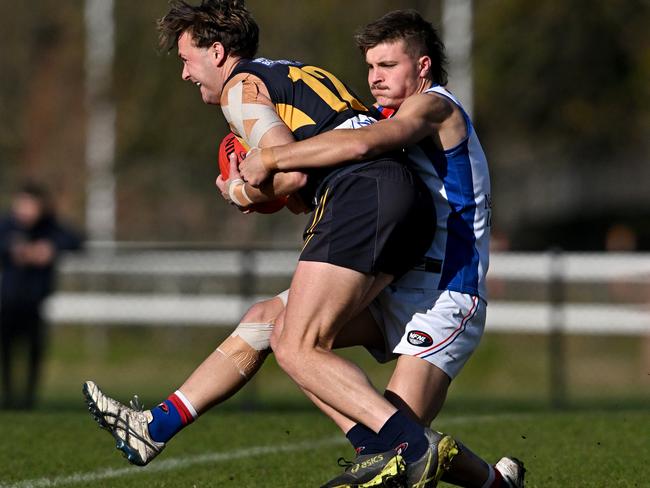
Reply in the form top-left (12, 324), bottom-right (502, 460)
top-left (241, 297), bottom-right (283, 324)
top-left (269, 313), bottom-right (285, 351)
top-left (269, 326), bottom-right (281, 352)
top-left (240, 301), bottom-right (273, 324)
top-left (317, 335), bottom-right (336, 351)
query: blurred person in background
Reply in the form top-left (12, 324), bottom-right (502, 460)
top-left (0, 182), bottom-right (83, 409)
top-left (605, 223), bottom-right (638, 252)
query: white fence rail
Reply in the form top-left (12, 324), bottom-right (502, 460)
top-left (45, 249), bottom-right (650, 335)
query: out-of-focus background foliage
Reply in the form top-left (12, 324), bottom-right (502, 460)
top-left (1, 0), bottom-right (648, 249)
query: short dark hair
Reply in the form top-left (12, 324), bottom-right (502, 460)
top-left (157, 0), bottom-right (259, 58)
top-left (19, 181), bottom-right (49, 201)
top-left (355, 9), bottom-right (448, 85)
top-left (17, 181), bottom-right (53, 217)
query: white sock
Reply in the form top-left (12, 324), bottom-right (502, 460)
top-left (174, 389), bottom-right (198, 419)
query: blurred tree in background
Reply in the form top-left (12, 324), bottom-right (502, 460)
top-left (1, 0), bottom-right (648, 249)
top-left (0, 1), bottom-right (85, 223)
top-left (474, 0), bottom-right (650, 249)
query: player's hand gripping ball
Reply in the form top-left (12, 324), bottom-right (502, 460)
top-left (218, 132), bottom-right (287, 214)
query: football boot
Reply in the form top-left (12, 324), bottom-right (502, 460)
top-left (83, 380), bottom-right (164, 466)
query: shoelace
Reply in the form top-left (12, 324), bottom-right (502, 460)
top-left (129, 395), bottom-right (144, 412)
top-left (336, 457), bottom-right (354, 470)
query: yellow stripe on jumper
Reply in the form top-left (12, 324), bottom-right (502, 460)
top-left (275, 103), bottom-right (316, 132)
top-left (302, 187), bottom-right (330, 251)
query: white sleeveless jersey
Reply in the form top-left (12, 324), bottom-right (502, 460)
top-left (395, 85), bottom-right (491, 301)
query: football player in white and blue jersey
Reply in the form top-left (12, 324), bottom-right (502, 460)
top-left (83, 4), bottom-right (523, 487)
top-left (83, 3), bottom-right (453, 488)
top-left (241, 9), bottom-right (523, 488)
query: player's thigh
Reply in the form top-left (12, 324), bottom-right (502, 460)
top-left (269, 309), bottom-right (285, 351)
top-left (272, 283), bottom-right (388, 351)
top-left (334, 271), bottom-right (394, 350)
top-left (374, 287), bottom-right (485, 380)
top-left (280, 260), bottom-right (376, 348)
top-left (374, 288), bottom-right (485, 423)
top-left (384, 355), bottom-right (451, 425)
top-left (301, 159), bottom-right (434, 281)
top-left (333, 307), bottom-right (384, 351)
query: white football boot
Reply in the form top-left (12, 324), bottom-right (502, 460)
top-left (495, 457), bottom-right (526, 488)
top-left (83, 380), bottom-right (165, 466)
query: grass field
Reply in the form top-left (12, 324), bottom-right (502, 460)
top-left (0, 326), bottom-right (649, 487)
top-left (1, 406), bottom-right (648, 487)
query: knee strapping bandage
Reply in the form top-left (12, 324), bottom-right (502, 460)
top-left (276, 289), bottom-right (289, 306)
top-left (216, 322), bottom-right (274, 379)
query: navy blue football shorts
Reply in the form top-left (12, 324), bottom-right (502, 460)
top-left (299, 157), bottom-right (435, 279)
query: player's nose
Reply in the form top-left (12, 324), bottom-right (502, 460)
top-left (368, 68), bottom-right (383, 85)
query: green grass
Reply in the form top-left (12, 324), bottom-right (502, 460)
top-left (1, 407), bottom-right (648, 487)
top-left (1, 326), bottom-right (649, 487)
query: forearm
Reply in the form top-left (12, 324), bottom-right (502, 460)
top-left (230, 171), bottom-right (306, 206)
top-left (264, 128), bottom-right (378, 172)
top-left (260, 94), bottom-right (441, 173)
top-left (239, 125), bottom-right (392, 187)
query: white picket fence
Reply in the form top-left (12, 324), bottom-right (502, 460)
top-left (45, 247), bottom-right (650, 335)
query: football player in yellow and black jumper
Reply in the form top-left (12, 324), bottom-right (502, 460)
top-left (82, 2), bottom-right (458, 487)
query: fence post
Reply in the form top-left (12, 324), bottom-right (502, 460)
top-left (549, 247), bottom-right (567, 408)
top-left (239, 248), bottom-right (257, 309)
top-left (239, 248), bottom-right (259, 410)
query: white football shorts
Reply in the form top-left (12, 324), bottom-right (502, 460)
top-left (367, 286), bottom-right (486, 380)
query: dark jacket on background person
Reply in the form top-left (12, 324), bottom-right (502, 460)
top-left (0, 211), bottom-right (83, 409)
top-left (0, 213), bottom-right (83, 306)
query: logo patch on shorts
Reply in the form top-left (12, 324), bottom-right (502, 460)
top-left (408, 330), bottom-right (433, 347)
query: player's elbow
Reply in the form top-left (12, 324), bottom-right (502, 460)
top-left (348, 139), bottom-right (374, 161)
top-left (286, 171), bottom-right (308, 192)
top-left (242, 299), bottom-right (280, 324)
top-left (272, 171), bottom-right (308, 196)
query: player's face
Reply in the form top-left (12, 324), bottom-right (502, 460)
top-left (365, 40), bottom-right (427, 109)
top-left (177, 31), bottom-right (224, 105)
top-left (12, 193), bottom-right (43, 229)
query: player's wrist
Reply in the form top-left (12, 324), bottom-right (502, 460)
top-left (228, 179), bottom-right (254, 207)
top-left (260, 147), bottom-right (279, 171)
top-left (240, 183), bottom-right (254, 205)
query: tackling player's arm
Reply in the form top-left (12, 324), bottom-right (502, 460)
top-left (216, 73), bottom-right (307, 207)
top-left (239, 92), bottom-right (459, 186)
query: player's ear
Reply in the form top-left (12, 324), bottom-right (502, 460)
top-left (211, 42), bottom-right (226, 66)
top-left (417, 56), bottom-right (432, 80)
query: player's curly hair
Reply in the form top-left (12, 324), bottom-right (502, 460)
top-left (157, 0), bottom-right (258, 58)
top-left (354, 9), bottom-right (448, 86)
